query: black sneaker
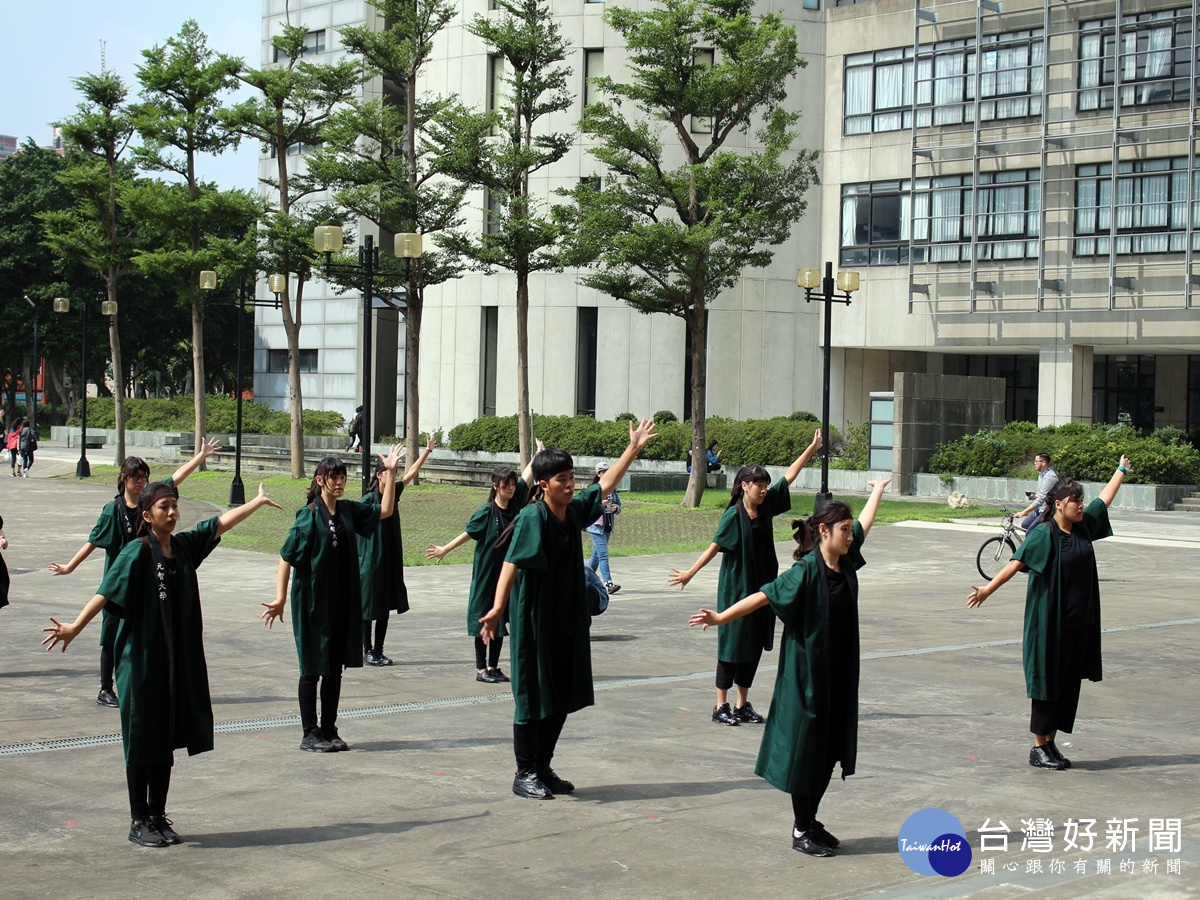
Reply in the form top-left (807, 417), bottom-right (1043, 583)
top-left (476, 670), bottom-right (501, 683)
top-left (96, 688), bottom-right (119, 708)
top-left (375, 653), bottom-right (393, 666)
top-left (711, 703), bottom-right (740, 726)
top-left (605, 582), bottom-right (621, 595)
top-left (792, 827), bottom-right (834, 857)
top-left (488, 667), bottom-right (510, 683)
top-left (364, 650), bottom-right (381, 666)
top-left (149, 815), bottom-right (181, 844)
top-left (129, 818), bottom-right (169, 848)
top-left (322, 726), bottom-right (350, 751)
top-left (1029, 744), bottom-right (1065, 769)
top-left (811, 820), bottom-right (839, 849)
top-left (300, 728), bottom-right (334, 752)
top-left (537, 767), bottom-right (574, 794)
top-left (512, 770), bottom-right (553, 800)
top-left (1045, 741), bottom-right (1072, 769)
top-left (733, 702), bottom-right (764, 724)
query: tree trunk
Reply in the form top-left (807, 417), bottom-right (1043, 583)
top-left (108, 273), bottom-right (126, 465)
top-left (404, 283), bottom-right (422, 476)
top-left (516, 271), bottom-right (532, 468)
top-left (285, 276), bottom-right (306, 479)
top-left (191, 297), bottom-right (207, 460)
top-left (682, 303), bottom-right (709, 508)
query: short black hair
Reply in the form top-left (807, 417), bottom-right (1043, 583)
top-left (1035, 451), bottom-right (1051, 464)
top-left (532, 447), bottom-right (573, 483)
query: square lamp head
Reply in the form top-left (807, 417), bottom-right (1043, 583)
top-left (268, 273), bottom-right (287, 294)
top-left (199, 270), bottom-right (218, 291)
top-left (394, 233), bottom-right (423, 259)
top-left (53, 297), bottom-right (70, 313)
top-left (836, 271), bottom-right (860, 293)
top-left (313, 225), bottom-right (344, 254)
top-left (797, 268), bottom-right (821, 290)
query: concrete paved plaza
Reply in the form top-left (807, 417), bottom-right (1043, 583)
top-left (1, 447), bottom-right (1197, 898)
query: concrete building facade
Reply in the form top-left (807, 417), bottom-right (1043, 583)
top-left (254, 0), bottom-right (1200, 444)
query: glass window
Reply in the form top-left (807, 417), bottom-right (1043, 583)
top-left (273, 29), bottom-right (325, 63)
top-left (576, 308), bottom-right (598, 417)
top-left (484, 189), bottom-right (503, 236)
top-left (1078, 9), bottom-right (1193, 111)
top-left (268, 349), bottom-right (318, 373)
top-left (1074, 157), bottom-right (1200, 256)
top-left (584, 49), bottom-right (604, 108)
top-left (691, 49), bottom-right (714, 134)
top-left (480, 307), bottom-right (498, 416)
top-left (488, 55), bottom-right (507, 135)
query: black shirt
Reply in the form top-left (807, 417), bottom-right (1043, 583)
top-left (1058, 529), bottom-right (1098, 628)
top-left (541, 510), bottom-right (579, 637)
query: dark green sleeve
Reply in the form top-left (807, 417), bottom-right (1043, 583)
top-left (844, 520), bottom-right (867, 572)
top-left (1013, 523), bottom-right (1052, 576)
top-left (713, 505), bottom-right (740, 551)
top-left (348, 496), bottom-right (382, 536)
top-left (569, 482), bottom-right (605, 526)
top-left (1082, 497), bottom-right (1113, 542)
top-left (177, 516), bottom-right (222, 569)
top-left (513, 480), bottom-right (529, 510)
top-left (762, 560), bottom-right (814, 627)
top-left (87, 503), bottom-right (120, 550)
top-left (505, 504), bottom-right (545, 570)
top-left (280, 508), bottom-right (313, 567)
top-left (765, 476), bottom-right (793, 517)
top-left (97, 541), bottom-right (148, 618)
top-left (465, 505), bottom-right (491, 540)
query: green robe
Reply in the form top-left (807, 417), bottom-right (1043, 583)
top-left (465, 481), bottom-right (529, 637)
top-left (281, 498), bottom-right (379, 676)
top-left (88, 477), bottom-right (176, 647)
top-left (756, 522), bottom-right (866, 795)
top-left (504, 482), bottom-right (603, 724)
top-left (98, 516), bottom-right (221, 766)
top-left (358, 484), bottom-right (410, 620)
top-left (1013, 498), bottom-right (1111, 700)
top-left (713, 477), bottom-right (792, 662)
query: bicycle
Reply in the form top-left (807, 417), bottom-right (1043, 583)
top-left (975, 507), bottom-right (1027, 582)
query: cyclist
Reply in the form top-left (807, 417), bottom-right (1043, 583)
top-left (1016, 452), bottom-right (1057, 532)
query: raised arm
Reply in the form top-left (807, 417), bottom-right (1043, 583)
top-left (598, 418), bottom-right (658, 495)
top-left (967, 558), bottom-right (1026, 608)
top-left (171, 437), bottom-right (222, 486)
top-left (377, 444), bottom-right (404, 519)
top-left (1098, 454), bottom-right (1131, 509)
top-left (668, 542), bottom-right (720, 589)
top-left (480, 560), bottom-right (517, 643)
top-left (402, 433), bottom-right (437, 487)
top-left (689, 591), bottom-right (770, 630)
top-left (262, 559), bottom-right (291, 628)
top-left (858, 478), bottom-right (891, 538)
top-left (216, 484), bottom-right (282, 537)
top-left (42, 593), bottom-right (108, 652)
top-left (426, 531), bottom-right (472, 562)
top-left (521, 439), bottom-right (546, 486)
top-left (784, 428), bottom-right (823, 485)
top-left (49, 541), bottom-right (97, 575)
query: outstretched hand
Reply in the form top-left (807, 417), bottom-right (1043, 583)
top-left (667, 568), bottom-right (692, 590)
top-left (425, 432), bottom-right (438, 453)
top-left (628, 417), bottom-right (658, 451)
top-left (535, 439), bottom-right (545, 454)
top-left (866, 478), bottom-right (891, 490)
top-left (966, 585), bottom-right (987, 608)
top-left (260, 599), bottom-right (286, 628)
top-left (810, 428), bottom-right (823, 451)
top-left (689, 609), bottom-right (720, 630)
top-left (426, 543), bottom-right (447, 562)
top-left (41, 618), bottom-right (77, 652)
top-left (379, 444), bottom-right (404, 472)
top-left (256, 484), bottom-right (283, 510)
top-left (479, 609), bottom-right (502, 644)
top-left (200, 436), bottom-right (223, 460)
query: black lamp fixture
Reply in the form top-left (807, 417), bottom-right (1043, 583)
top-left (54, 295), bottom-right (118, 478)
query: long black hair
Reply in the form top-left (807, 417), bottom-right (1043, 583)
top-left (307, 457), bottom-right (349, 504)
top-left (728, 465), bottom-right (770, 508)
top-left (134, 482), bottom-right (180, 537)
top-left (488, 467), bottom-right (519, 504)
top-left (1043, 478), bottom-right (1083, 523)
top-left (791, 500), bottom-right (854, 559)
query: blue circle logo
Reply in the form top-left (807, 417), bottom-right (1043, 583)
top-left (897, 808), bottom-right (972, 877)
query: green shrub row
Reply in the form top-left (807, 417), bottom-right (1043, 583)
top-left (447, 414), bottom-right (836, 468)
top-left (66, 396), bottom-right (346, 436)
top-left (928, 422), bottom-right (1200, 484)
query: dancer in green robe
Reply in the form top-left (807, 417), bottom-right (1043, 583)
top-left (669, 430), bottom-right (823, 726)
top-left (969, 455), bottom-right (1131, 771)
top-left (689, 478), bottom-right (890, 857)
top-left (42, 480), bottom-right (281, 847)
top-left (480, 419), bottom-right (658, 800)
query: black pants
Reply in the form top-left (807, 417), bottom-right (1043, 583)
top-left (791, 763), bottom-right (836, 831)
top-left (127, 763), bottom-right (172, 820)
top-left (513, 709), bottom-right (568, 774)
top-left (715, 649), bottom-right (763, 691)
top-left (475, 635), bottom-right (504, 670)
top-left (363, 612), bottom-right (389, 654)
top-left (1030, 627), bottom-right (1088, 736)
top-left (298, 674), bottom-right (343, 733)
top-left (100, 644), bottom-right (115, 692)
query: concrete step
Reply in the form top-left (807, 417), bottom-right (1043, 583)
top-left (1173, 499), bottom-right (1200, 511)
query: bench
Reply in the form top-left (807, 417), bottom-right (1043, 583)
top-left (628, 472), bottom-right (727, 492)
top-left (68, 436), bottom-right (106, 450)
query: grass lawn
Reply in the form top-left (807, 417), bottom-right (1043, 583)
top-left (67, 467), bottom-right (1002, 564)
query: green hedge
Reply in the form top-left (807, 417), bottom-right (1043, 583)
top-left (928, 422), bottom-right (1200, 484)
top-left (66, 396), bottom-right (345, 436)
top-left (447, 414), bottom-right (835, 468)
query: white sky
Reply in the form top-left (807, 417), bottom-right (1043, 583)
top-left (3, 0), bottom-right (263, 191)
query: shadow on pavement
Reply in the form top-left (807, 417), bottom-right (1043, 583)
top-left (351, 736), bottom-right (511, 752)
top-left (188, 812), bottom-right (488, 849)
top-left (1072, 754), bottom-right (1200, 770)
top-left (573, 778), bottom-right (767, 802)
top-left (837, 835), bottom-right (902, 856)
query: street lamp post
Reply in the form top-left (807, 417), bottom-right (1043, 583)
top-left (54, 295), bottom-right (117, 478)
top-left (199, 271), bottom-right (285, 505)
top-left (314, 226), bottom-right (423, 494)
top-left (797, 262), bottom-right (860, 508)
top-left (23, 296), bottom-right (46, 430)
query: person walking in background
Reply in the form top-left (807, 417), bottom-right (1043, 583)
top-left (0, 515), bottom-right (9, 611)
top-left (47, 440), bottom-right (223, 708)
top-left (18, 418), bottom-right (36, 477)
top-left (359, 434), bottom-right (436, 667)
top-left (426, 443), bottom-right (541, 684)
top-left (688, 478), bottom-right (890, 857)
top-left (968, 457), bottom-right (1132, 771)
top-left (262, 447), bottom-right (403, 753)
top-left (669, 430), bottom-right (823, 727)
top-left (347, 406), bottom-right (363, 452)
top-left (41, 481), bottom-right (282, 848)
top-left (7, 421), bottom-right (21, 476)
top-left (1016, 452), bottom-right (1058, 532)
top-left (586, 463), bottom-right (621, 595)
